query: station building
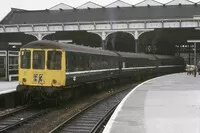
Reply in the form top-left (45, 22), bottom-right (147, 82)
top-left (1, 0), bottom-right (200, 80)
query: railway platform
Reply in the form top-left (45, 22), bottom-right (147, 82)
top-left (0, 81), bottom-right (17, 95)
top-left (103, 72), bottom-right (200, 133)
top-left (0, 81), bottom-right (18, 108)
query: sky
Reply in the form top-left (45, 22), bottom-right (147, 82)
top-left (0, 0), bottom-right (200, 21)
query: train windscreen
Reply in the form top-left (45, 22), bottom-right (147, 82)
top-left (47, 51), bottom-right (62, 70)
top-left (33, 50), bottom-right (45, 69)
top-left (20, 50), bottom-right (31, 69)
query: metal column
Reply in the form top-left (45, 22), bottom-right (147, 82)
top-left (135, 39), bottom-right (138, 53)
top-left (194, 42), bottom-right (197, 66)
top-left (188, 44), bottom-right (191, 64)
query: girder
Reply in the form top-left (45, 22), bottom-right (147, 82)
top-left (0, 18), bottom-right (199, 33)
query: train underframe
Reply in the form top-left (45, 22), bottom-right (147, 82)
top-left (16, 67), bottom-right (184, 101)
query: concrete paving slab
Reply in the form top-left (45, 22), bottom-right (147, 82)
top-left (0, 81), bottom-right (18, 95)
top-left (103, 73), bottom-right (200, 133)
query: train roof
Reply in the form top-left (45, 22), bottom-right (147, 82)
top-left (118, 52), bottom-right (156, 60)
top-left (22, 40), bottom-right (184, 61)
top-left (118, 52), bottom-right (183, 61)
top-left (22, 40), bottom-right (118, 57)
top-left (154, 54), bottom-right (182, 60)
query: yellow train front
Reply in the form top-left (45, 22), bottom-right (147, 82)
top-left (17, 41), bottom-right (66, 93)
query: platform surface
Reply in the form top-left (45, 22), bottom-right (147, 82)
top-left (0, 81), bottom-right (18, 95)
top-left (103, 73), bottom-right (200, 133)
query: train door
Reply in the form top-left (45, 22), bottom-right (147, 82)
top-left (0, 51), bottom-right (7, 80)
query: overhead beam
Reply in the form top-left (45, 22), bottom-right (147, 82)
top-left (0, 18), bottom-right (200, 33)
top-left (187, 40), bottom-right (200, 43)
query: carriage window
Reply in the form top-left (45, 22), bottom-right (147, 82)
top-left (33, 51), bottom-right (45, 69)
top-left (47, 51), bottom-right (62, 70)
top-left (21, 50), bottom-right (31, 69)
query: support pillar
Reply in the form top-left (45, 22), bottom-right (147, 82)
top-left (101, 40), bottom-right (106, 50)
top-left (135, 39), bottom-right (138, 53)
top-left (89, 29), bottom-right (154, 53)
top-left (194, 42), bottom-right (197, 66)
top-left (37, 33), bottom-right (42, 40)
top-left (88, 31), bottom-right (109, 50)
top-left (189, 44), bottom-right (191, 64)
top-left (134, 31), bottom-right (139, 53)
top-left (128, 29), bottom-right (154, 53)
top-left (101, 32), bottom-right (107, 50)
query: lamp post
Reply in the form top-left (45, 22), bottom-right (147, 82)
top-left (187, 40), bottom-right (200, 66)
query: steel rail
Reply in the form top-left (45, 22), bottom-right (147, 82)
top-left (0, 105), bottom-right (50, 132)
top-left (0, 105), bottom-right (30, 120)
top-left (90, 104), bottom-right (118, 133)
top-left (50, 86), bottom-right (134, 133)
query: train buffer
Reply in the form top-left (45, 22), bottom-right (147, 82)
top-left (103, 73), bottom-right (200, 133)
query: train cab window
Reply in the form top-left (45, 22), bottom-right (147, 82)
top-left (20, 50), bottom-right (31, 69)
top-left (47, 51), bottom-right (62, 70)
top-left (33, 51), bottom-right (45, 69)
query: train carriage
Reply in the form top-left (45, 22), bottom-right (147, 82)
top-left (154, 55), bottom-right (185, 74)
top-left (18, 40), bottom-right (120, 92)
top-left (118, 52), bottom-right (158, 77)
top-left (17, 40), bottom-right (185, 94)
top-left (64, 43), bottom-right (119, 86)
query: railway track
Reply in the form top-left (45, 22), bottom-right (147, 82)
top-left (50, 87), bottom-right (132, 133)
top-left (0, 104), bottom-right (49, 132)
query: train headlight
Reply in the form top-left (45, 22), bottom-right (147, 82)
top-left (22, 78), bottom-right (26, 83)
top-left (52, 79), bottom-right (57, 84)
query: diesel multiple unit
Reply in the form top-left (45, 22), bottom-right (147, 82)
top-left (17, 40), bottom-right (185, 93)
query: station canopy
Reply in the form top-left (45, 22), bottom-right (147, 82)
top-left (1, 0), bottom-right (200, 24)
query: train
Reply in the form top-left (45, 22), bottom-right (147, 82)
top-left (17, 40), bottom-right (185, 96)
